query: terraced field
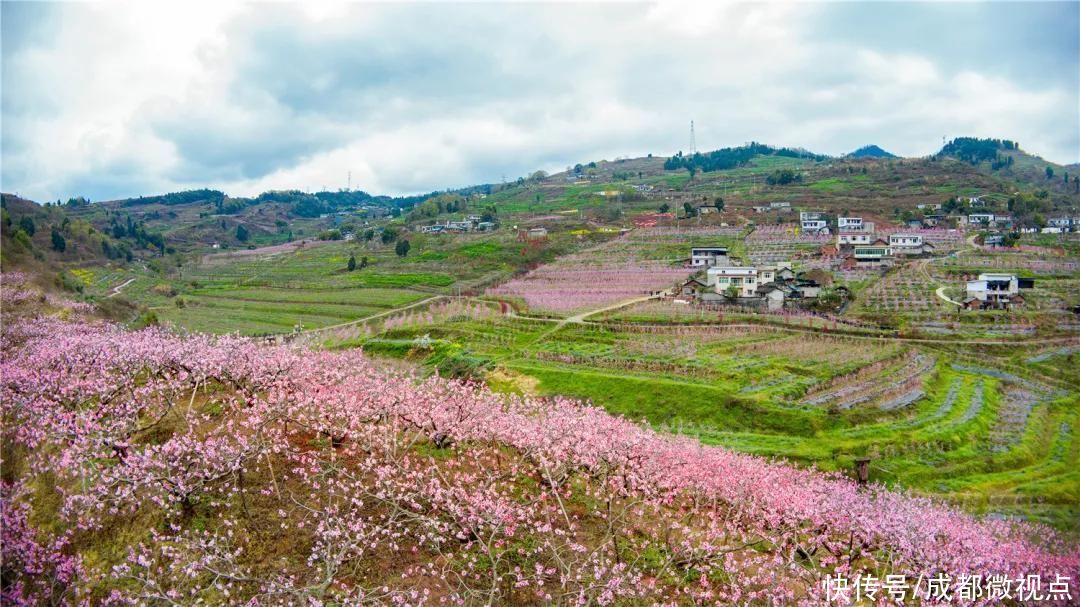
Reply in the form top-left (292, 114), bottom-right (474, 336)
top-left (81, 231), bottom-right (535, 334)
top-left (316, 306), bottom-right (1079, 529)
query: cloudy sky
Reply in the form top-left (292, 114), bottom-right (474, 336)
top-left (2, 1), bottom-right (1078, 202)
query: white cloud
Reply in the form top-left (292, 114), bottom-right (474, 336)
top-left (2, 1), bottom-right (1077, 202)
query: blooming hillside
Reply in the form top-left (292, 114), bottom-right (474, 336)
top-left (1, 308), bottom-right (1078, 604)
top-left (486, 251), bottom-right (689, 315)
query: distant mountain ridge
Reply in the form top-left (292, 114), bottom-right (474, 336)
top-left (847, 145), bottom-right (897, 159)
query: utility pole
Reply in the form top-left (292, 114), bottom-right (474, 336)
top-left (347, 171), bottom-right (351, 192)
top-left (690, 120), bottom-right (697, 156)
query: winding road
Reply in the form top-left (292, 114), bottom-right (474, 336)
top-left (105, 278), bottom-right (135, 299)
top-left (930, 233), bottom-right (980, 307)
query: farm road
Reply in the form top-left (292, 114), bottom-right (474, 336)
top-left (106, 277), bottom-right (136, 299)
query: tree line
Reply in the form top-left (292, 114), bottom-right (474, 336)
top-left (663, 143), bottom-right (828, 174)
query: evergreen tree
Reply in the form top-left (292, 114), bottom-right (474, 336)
top-left (50, 228), bottom-right (66, 252)
top-left (17, 216), bottom-right (35, 236)
top-left (236, 224), bottom-right (249, 242)
top-left (347, 254), bottom-right (357, 271)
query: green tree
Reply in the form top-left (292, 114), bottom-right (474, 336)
top-left (13, 229), bottom-right (32, 249)
top-left (658, 203), bottom-right (670, 213)
top-left (395, 239), bottom-right (411, 257)
top-left (360, 256), bottom-right (369, 269)
top-left (714, 197), bottom-right (725, 212)
top-left (347, 254), bottom-right (357, 271)
top-left (1045, 166), bottom-right (1054, 180)
top-left (683, 202), bottom-right (696, 217)
top-left (381, 227), bottom-right (398, 244)
top-left (50, 227), bottom-right (66, 252)
top-left (17, 216), bottom-right (35, 236)
top-left (235, 224), bottom-right (249, 242)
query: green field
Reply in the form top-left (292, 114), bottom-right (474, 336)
top-left (84, 232), bottom-right (521, 334)
top-left (314, 309), bottom-right (1079, 530)
top-left (82, 227), bottom-right (619, 334)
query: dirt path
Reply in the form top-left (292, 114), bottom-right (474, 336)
top-left (928, 233), bottom-right (979, 307)
top-left (567, 294), bottom-right (660, 323)
top-left (295, 295), bottom-right (447, 339)
top-left (199, 239), bottom-right (334, 266)
top-left (106, 278), bottom-right (135, 299)
top-left (935, 286), bottom-right (962, 307)
top-left (487, 294), bottom-right (665, 360)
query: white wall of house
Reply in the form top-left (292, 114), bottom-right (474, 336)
top-left (707, 267), bottom-right (760, 297)
top-left (691, 248), bottom-right (729, 266)
top-left (889, 234), bottom-right (924, 247)
top-left (966, 274), bottom-right (1018, 302)
top-left (838, 233), bottom-right (873, 245)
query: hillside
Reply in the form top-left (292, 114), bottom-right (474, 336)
top-left (2, 282), bottom-right (1078, 605)
top-left (3, 134), bottom-right (1080, 604)
top-left (937, 137), bottom-right (1079, 197)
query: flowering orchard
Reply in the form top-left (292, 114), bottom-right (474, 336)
top-left (2, 315), bottom-right (1078, 605)
top-left (487, 257), bottom-right (688, 314)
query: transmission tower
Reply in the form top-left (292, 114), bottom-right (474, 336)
top-left (690, 120), bottom-right (697, 155)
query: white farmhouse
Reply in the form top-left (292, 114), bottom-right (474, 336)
top-left (965, 273), bottom-right (1023, 308)
top-left (706, 266), bottom-right (761, 297)
top-left (836, 220), bottom-right (874, 246)
top-left (690, 247), bottom-right (729, 267)
top-left (705, 262), bottom-right (793, 298)
top-left (837, 232), bottom-right (873, 246)
top-left (1048, 216), bottom-right (1078, 231)
top-left (800, 212), bottom-right (829, 234)
top-left (838, 217), bottom-right (864, 229)
top-left (888, 233), bottom-right (923, 247)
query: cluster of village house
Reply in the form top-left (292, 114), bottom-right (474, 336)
top-left (814, 214), bottom-right (936, 270)
top-left (418, 215), bottom-right (497, 234)
top-left (678, 244), bottom-right (1034, 312)
top-left (762, 196), bottom-right (1079, 235)
top-left (677, 208), bottom-right (1041, 311)
top-left (677, 247), bottom-right (829, 311)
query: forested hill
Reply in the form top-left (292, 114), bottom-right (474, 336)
top-left (848, 145), bottom-right (897, 159)
top-left (936, 137), bottom-right (1079, 194)
top-left (663, 142), bottom-right (830, 174)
